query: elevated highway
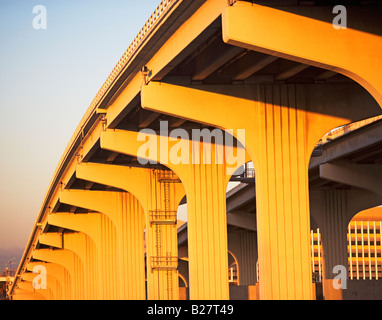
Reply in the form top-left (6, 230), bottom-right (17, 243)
top-left (8, 0), bottom-right (382, 300)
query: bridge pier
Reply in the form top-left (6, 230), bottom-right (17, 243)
top-left (311, 189), bottom-right (350, 300)
top-left (31, 249), bottom-right (77, 299)
top-left (221, 3), bottom-right (382, 299)
top-left (38, 232), bottom-right (98, 300)
top-left (140, 78), bottom-right (379, 299)
top-left (310, 162), bottom-right (382, 300)
top-left (228, 231), bottom-right (258, 287)
top-left (9, 0), bottom-right (382, 301)
top-left (75, 163), bottom-right (184, 300)
top-left (15, 281), bottom-right (46, 300)
top-left (23, 263), bottom-right (61, 300)
top-left (48, 212), bottom-right (118, 299)
top-left (21, 272), bottom-right (55, 300)
top-left (181, 158), bottom-right (230, 299)
top-left (26, 261), bottom-right (69, 300)
top-left (100, 129), bottom-right (247, 300)
top-left (55, 190), bottom-right (146, 300)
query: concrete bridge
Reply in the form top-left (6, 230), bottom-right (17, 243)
top-left (8, 0), bottom-right (382, 300)
top-left (207, 116), bottom-right (382, 300)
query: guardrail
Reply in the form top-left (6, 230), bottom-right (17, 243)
top-left (90, 0), bottom-right (177, 112)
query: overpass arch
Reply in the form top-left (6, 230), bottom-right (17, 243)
top-left (10, 0), bottom-right (382, 301)
top-left (178, 273), bottom-right (188, 288)
top-left (309, 205), bottom-right (382, 299)
top-left (228, 250), bottom-right (240, 286)
top-left (347, 206), bottom-right (382, 281)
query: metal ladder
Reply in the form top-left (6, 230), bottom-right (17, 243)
top-left (150, 170), bottom-right (180, 300)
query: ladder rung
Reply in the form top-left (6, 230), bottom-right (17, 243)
top-left (149, 210), bottom-right (177, 225)
top-left (151, 256), bottom-right (178, 271)
top-left (156, 171), bottom-right (181, 183)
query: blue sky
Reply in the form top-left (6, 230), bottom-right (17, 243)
top-left (0, 0), bottom-right (161, 249)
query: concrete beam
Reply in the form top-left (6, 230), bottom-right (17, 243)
top-left (275, 63), bottom-right (310, 81)
top-left (222, 4), bottom-right (382, 106)
top-left (39, 233), bottom-right (63, 249)
top-left (320, 162), bottom-right (382, 197)
top-left (309, 121), bottom-right (382, 170)
top-left (233, 55), bottom-right (278, 81)
top-left (226, 184), bottom-right (255, 213)
top-left (192, 46), bottom-right (244, 81)
top-left (227, 212), bottom-right (256, 231)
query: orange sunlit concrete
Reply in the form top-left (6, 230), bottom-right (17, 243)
top-left (7, 0), bottom-right (382, 301)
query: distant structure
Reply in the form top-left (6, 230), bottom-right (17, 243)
top-left (0, 267), bottom-right (15, 300)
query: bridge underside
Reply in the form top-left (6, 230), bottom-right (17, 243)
top-left (10, 0), bottom-right (382, 301)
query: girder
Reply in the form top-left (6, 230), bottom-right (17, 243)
top-left (10, 0), bottom-right (382, 301)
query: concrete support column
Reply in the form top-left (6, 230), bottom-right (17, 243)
top-left (75, 164), bottom-right (183, 300)
top-left (139, 83), bottom-right (326, 299)
top-left (146, 171), bottom-right (180, 300)
top-left (62, 233), bottom-right (98, 300)
top-left (119, 193), bottom-right (146, 300)
top-left (100, 130), bottom-right (248, 300)
top-left (48, 212), bottom-right (117, 300)
top-left (26, 262), bottom-right (64, 300)
top-left (56, 191), bottom-right (148, 299)
top-left (322, 190), bottom-right (349, 284)
top-left (311, 188), bottom-right (382, 300)
top-left (221, 4), bottom-right (382, 298)
top-left (39, 232), bottom-right (99, 300)
top-left (253, 86), bottom-right (312, 299)
top-left (311, 161), bottom-right (382, 300)
top-left (31, 249), bottom-right (75, 299)
top-left (21, 272), bottom-right (56, 300)
top-left (228, 231), bottom-right (258, 286)
top-left (13, 288), bottom-right (45, 300)
top-left (16, 281), bottom-right (46, 300)
top-left (139, 79), bottom-right (379, 299)
top-left (183, 160), bottom-right (229, 299)
top-left (38, 233), bottom-right (86, 299)
top-left (310, 189), bottom-right (349, 300)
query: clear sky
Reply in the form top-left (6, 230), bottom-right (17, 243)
top-left (0, 0), bottom-right (161, 250)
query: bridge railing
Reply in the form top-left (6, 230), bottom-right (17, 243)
top-left (89, 0), bottom-right (177, 113)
